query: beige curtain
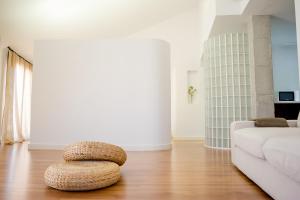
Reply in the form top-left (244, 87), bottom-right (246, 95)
top-left (1, 49), bottom-right (32, 144)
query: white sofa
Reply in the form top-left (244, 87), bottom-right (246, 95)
top-left (231, 120), bottom-right (300, 200)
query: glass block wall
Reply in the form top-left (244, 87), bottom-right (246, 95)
top-left (203, 33), bottom-right (251, 149)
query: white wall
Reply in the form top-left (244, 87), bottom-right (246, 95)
top-left (211, 0), bottom-right (250, 16)
top-left (271, 17), bottom-right (300, 94)
top-left (30, 39), bottom-right (171, 151)
top-left (240, 0), bottom-right (251, 11)
top-left (129, 8), bottom-right (203, 139)
top-left (128, 0), bottom-right (220, 140)
top-left (198, 0), bottom-right (216, 55)
top-left (216, 0), bottom-right (244, 15)
top-left (294, 0), bottom-right (300, 83)
top-left (210, 16), bottom-right (248, 37)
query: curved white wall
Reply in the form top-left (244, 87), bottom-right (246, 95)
top-left (30, 39), bottom-right (171, 151)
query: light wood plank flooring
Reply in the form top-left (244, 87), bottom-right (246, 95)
top-left (0, 141), bottom-right (272, 200)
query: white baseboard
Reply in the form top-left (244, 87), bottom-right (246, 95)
top-left (28, 143), bottom-right (172, 151)
top-left (172, 136), bottom-right (204, 141)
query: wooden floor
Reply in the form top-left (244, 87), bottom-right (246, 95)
top-left (0, 141), bottom-right (272, 200)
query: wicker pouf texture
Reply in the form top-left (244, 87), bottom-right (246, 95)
top-left (63, 141), bottom-right (127, 166)
top-left (44, 161), bottom-right (120, 191)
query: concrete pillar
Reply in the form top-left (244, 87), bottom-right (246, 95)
top-left (248, 15), bottom-right (275, 118)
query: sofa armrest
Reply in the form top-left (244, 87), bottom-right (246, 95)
top-left (230, 121), bottom-right (255, 149)
top-left (287, 120), bottom-right (298, 127)
top-left (230, 121), bottom-right (255, 133)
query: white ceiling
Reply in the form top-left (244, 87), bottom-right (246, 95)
top-left (210, 0), bottom-right (296, 37)
top-left (0, 0), bottom-right (297, 61)
top-left (0, 0), bottom-right (199, 61)
top-left (244, 0), bottom-right (296, 22)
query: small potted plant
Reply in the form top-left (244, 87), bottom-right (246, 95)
top-left (188, 86), bottom-right (197, 104)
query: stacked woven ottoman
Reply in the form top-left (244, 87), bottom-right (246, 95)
top-left (44, 141), bottom-right (127, 191)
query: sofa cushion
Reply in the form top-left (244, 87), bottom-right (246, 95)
top-left (263, 135), bottom-right (300, 183)
top-left (254, 118), bottom-right (289, 127)
top-left (234, 128), bottom-right (300, 159)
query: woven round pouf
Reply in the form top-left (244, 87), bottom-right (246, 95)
top-left (44, 161), bottom-right (120, 191)
top-left (63, 141), bottom-right (127, 166)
